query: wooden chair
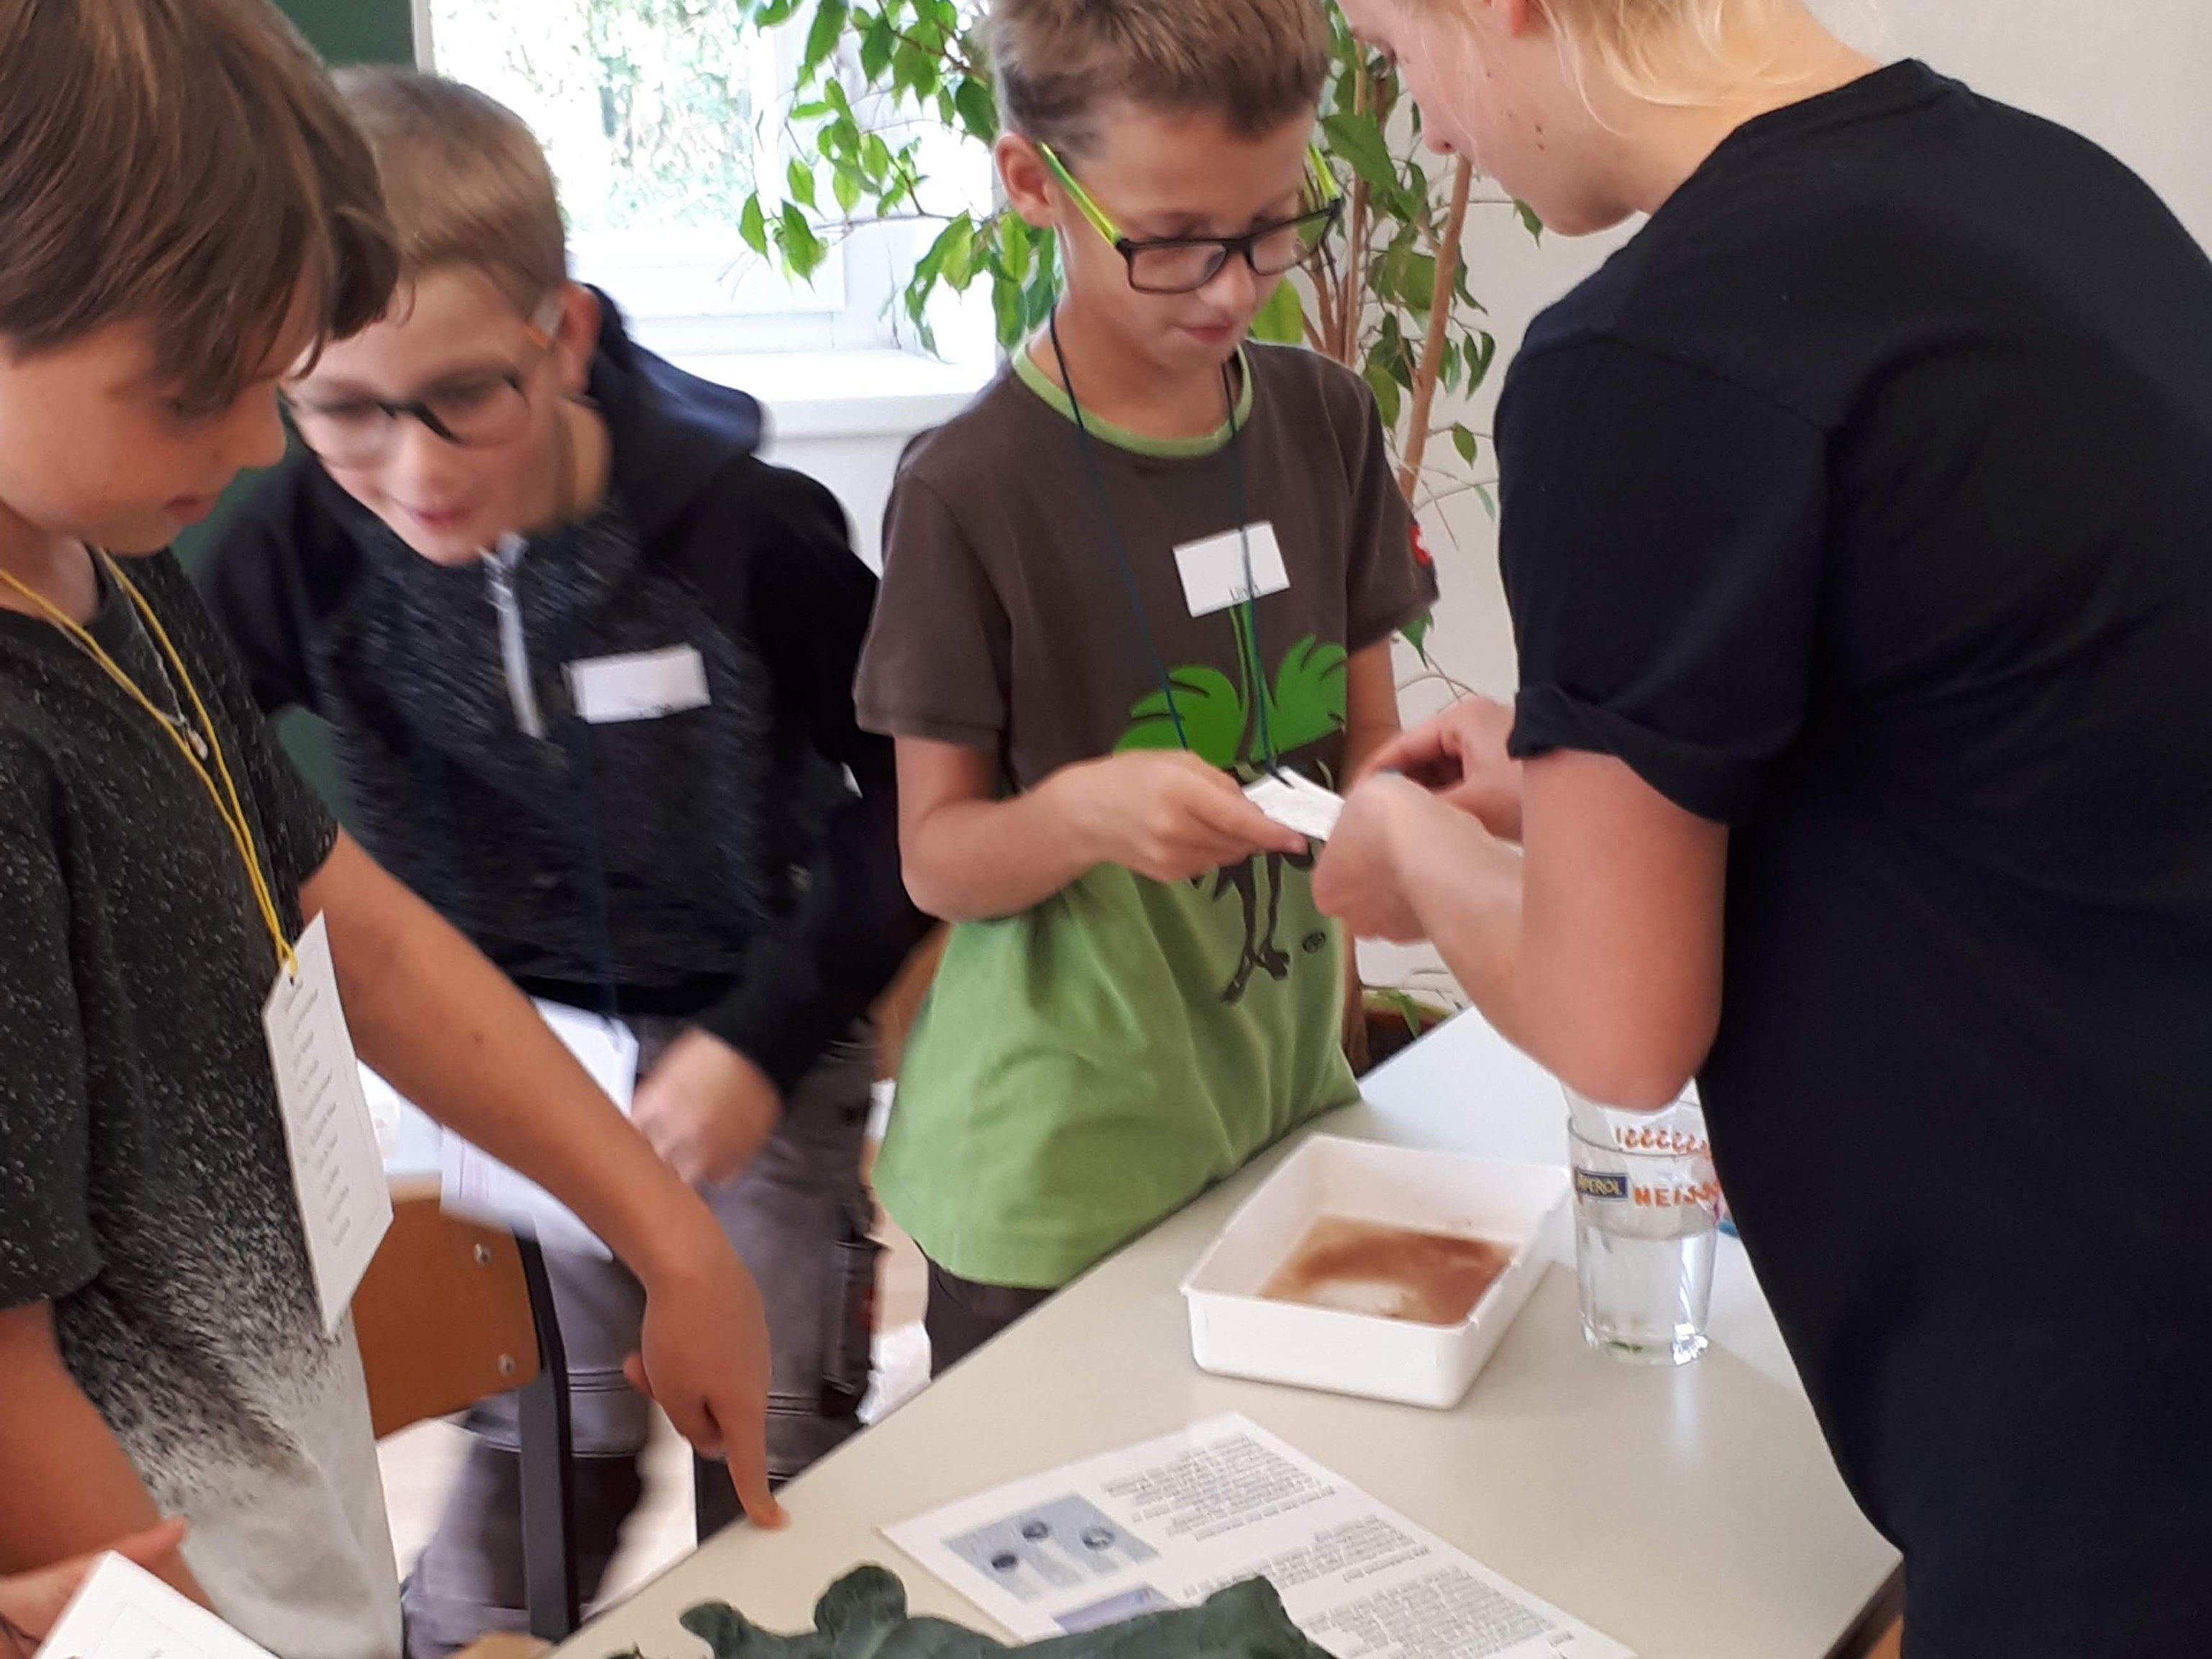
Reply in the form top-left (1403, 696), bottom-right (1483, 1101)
top-left (1828, 1568), bottom-right (1905, 1659)
top-left (356, 1179), bottom-right (581, 1642)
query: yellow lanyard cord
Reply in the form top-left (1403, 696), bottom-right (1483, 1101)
top-left (0, 552), bottom-right (297, 976)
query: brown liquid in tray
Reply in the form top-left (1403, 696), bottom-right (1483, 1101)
top-left (1259, 1215), bottom-right (1512, 1326)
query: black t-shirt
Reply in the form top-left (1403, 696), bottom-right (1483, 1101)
top-left (0, 554), bottom-right (398, 1658)
top-left (1500, 63), bottom-right (2212, 1659)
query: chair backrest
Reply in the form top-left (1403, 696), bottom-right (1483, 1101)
top-left (355, 1178), bottom-right (544, 1439)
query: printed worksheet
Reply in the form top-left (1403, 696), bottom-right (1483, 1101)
top-left (37, 1554), bottom-right (273, 1659)
top-left (364, 998), bottom-right (640, 1258)
top-left (884, 1415), bottom-right (1633, 1659)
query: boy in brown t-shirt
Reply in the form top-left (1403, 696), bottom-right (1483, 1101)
top-left (855, 0), bottom-right (1435, 1369)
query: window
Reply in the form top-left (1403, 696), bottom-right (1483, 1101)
top-left (420, 0), bottom-right (992, 366)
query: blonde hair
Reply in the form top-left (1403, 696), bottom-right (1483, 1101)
top-left (989, 0), bottom-right (1331, 158)
top-left (334, 67), bottom-right (567, 315)
top-left (1539, 0), bottom-right (1788, 106)
top-left (0, 0), bottom-right (396, 415)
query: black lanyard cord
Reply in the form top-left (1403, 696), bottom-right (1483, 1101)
top-left (1045, 310), bottom-right (1277, 773)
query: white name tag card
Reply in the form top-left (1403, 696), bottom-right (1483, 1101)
top-left (566, 644), bottom-right (711, 724)
top-left (1174, 521), bottom-right (1290, 618)
top-left (262, 915), bottom-right (392, 1336)
top-left (39, 1552), bottom-right (276, 1659)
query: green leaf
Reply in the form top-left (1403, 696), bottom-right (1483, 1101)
top-left (1475, 483), bottom-right (1498, 521)
top-left (1264, 634), bottom-right (1351, 757)
top-left (997, 211), bottom-right (1034, 282)
top-left (801, 0), bottom-right (849, 77)
top-left (1401, 611), bottom-right (1432, 665)
top-left (1451, 424), bottom-right (1479, 467)
top-left (775, 202), bottom-right (826, 280)
top-left (991, 274), bottom-right (1023, 347)
top-left (738, 194), bottom-right (768, 257)
top-left (1514, 199), bottom-right (1545, 240)
top-left (786, 158), bottom-right (817, 210)
top-left (1249, 279), bottom-right (1305, 345)
top-left (1464, 330), bottom-right (1498, 392)
top-left (891, 39), bottom-right (937, 99)
top-left (1364, 360), bottom-right (1401, 430)
top-left (954, 78), bottom-right (997, 143)
top-left (935, 215), bottom-right (977, 289)
top-left (1019, 270), bottom-right (1056, 332)
top-left (832, 163), bottom-right (862, 215)
top-left (1116, 666), bottom-right (1249, 771)
top-left (861, 132), bottom-right (895, 186)
top-left (1321, 111), bottom-right (1395, 194)
top-left (860, 16), bottom-right (895, 82)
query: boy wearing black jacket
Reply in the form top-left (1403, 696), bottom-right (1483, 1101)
top-left (198, 70), bottom-right (925, 1656)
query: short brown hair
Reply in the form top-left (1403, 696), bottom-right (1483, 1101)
top-left (336, 68), bottom-right (568, 316)
top-left (0, 0), bottom-right (396, 415)
top-left (989, 0), bottom-right (1331, 158)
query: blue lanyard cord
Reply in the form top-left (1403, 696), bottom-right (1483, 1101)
top-left (1045, 311), bottom-right (1274, 771)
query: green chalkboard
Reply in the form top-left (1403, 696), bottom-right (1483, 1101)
top-left (278, 0), bottom-right (414, 65)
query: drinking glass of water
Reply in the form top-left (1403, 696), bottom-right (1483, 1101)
top-left (1565, 1089), bottom-right (1720, 1366)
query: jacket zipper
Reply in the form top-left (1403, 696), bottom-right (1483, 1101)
top-left (483, 532), bottom-right (547, 739)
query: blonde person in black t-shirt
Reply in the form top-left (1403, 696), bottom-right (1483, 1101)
top-left (1314, 4), bottom-right (2212, 1658)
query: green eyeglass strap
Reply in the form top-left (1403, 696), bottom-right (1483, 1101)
top-left (1039, 138), bottom-right (1344, 247)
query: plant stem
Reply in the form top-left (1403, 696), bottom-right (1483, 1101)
top-left (1395, 154), bottom-right (1475, 500)
top-left (1336, 61), bottom-right (1371, 366)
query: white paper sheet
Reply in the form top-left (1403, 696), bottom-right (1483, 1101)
top-left (1244, 772), bottom-right (1345, 842)
top-left (884, 1415), bottom-right (1633, 1659)
top-left (37, 1554), bottom-right (275, 1659)
top-left (367, 999), bottom-right (640, 1258)
top-left (264, 914), bottom-right (392, 1335)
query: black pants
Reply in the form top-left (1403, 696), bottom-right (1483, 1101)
top-left (923, 1259), bottom-right (1053, 1376)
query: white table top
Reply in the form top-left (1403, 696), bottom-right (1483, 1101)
top-left (559, 1011), bottom-right (1897, 1659)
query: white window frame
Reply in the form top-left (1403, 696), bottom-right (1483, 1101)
top-left (410, 0), bottom-right (995, 420)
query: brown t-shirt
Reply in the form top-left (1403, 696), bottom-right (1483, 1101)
top-left (855, 343), bottom-right (1434, 786)
top-left (853, 342), bottom-right (1436, 1287)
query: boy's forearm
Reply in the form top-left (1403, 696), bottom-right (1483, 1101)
top-left (1340, 641), bottom-right (1403, 778)
top-left (302, 835), bottom-right (716, 1286)
top-left (0, 1304), bottom-right (206, 1604)
top-left (903, 770), bottom-right (1100, 921)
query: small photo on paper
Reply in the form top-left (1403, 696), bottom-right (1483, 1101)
top-left (945, 1496), bottom-right (1156, 1603)
top-left (1053, 1586), bottom-right (1180, 1634)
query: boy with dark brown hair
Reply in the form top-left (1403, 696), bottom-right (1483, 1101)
top-left (199, 67), bottom-right (925, 1656)
top-left (0, 6), bottom-right (782, 1655)
top-left (856, 0), bottom-right (1434, 1367)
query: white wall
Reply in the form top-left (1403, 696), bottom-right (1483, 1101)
top-left (1406, 0), bottom-right (2212, 710)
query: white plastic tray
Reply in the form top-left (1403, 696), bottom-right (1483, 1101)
top-left (1182, 1136), bottom-right (1569, 1409)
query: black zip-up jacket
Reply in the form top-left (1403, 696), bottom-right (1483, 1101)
top-left (198, 295), bottom-right (927, 1093)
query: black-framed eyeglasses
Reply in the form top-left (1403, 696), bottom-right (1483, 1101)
top-left (285, 307), bottom-right (559, 468)
top-left (1039, 142), bottom-right (1344, 296)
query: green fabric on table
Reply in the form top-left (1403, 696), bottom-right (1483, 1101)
top-left (671, 1566), bottom-right (1329, 1659)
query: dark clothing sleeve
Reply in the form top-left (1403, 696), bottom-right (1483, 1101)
top-left (851, 470), bottom-right (1013, 753)
top-left (691, 463), bottom-right (931, 1092)
top-left (1500, 339), bottom-right (1829, 824)
top-left (194, 464), bottom-right (335, 720)
top-left (0, 745), bottom-right (100, 1308)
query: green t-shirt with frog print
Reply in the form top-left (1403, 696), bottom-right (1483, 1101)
top-left (854, 342), bottom-right (1435, 1287)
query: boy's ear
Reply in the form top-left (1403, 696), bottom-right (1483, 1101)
top-left (552, 282), bottom-right (600, 397)
top-left (995, 133), bottom-right (1058, 230)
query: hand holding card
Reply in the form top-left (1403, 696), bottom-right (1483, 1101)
top-left (1243, 773), bottom-right (1345, 842)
